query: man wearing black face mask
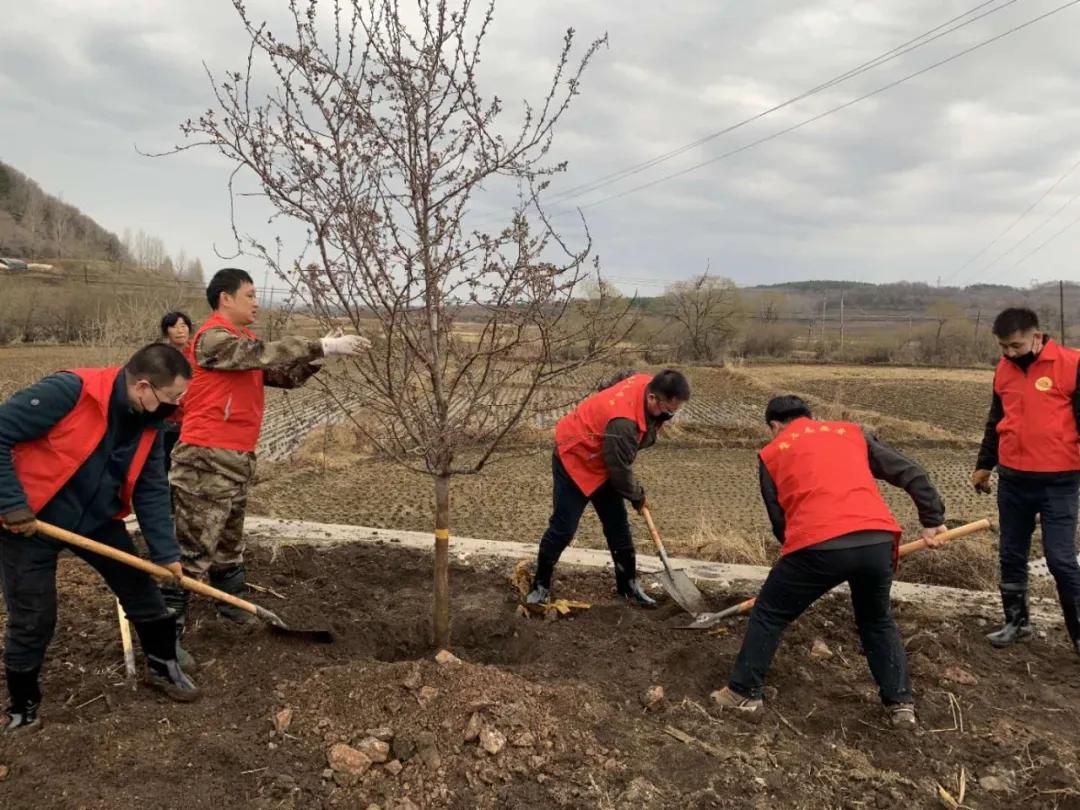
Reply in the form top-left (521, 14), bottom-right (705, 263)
top-left (526, 369), bottom-right (691, 608)
top-left (974, 307), bottom-right (1080, 657)
top-left (0, 344), bottom-right (201, 732)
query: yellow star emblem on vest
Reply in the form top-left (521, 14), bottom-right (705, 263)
top-left (819, 425), bottom-right (830, 432)
top-left (1035, 376), bottom-right (1053, 392)
top-left (836, 428), bottom-right (846, 435)
top-left (804, 426), bottom-right (815, 433)
top-left (779, 442), bottom-right (791, 450)
top-left (789, 432), bottom-right (800, 439)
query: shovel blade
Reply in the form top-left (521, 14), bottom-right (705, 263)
top-left (657, 569), bottom-right (708, 615)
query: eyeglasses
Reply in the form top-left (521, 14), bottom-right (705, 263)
top-left (144, 382), bottom-right (184, 407)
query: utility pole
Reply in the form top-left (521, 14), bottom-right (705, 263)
top-left (973, 309), bottom-right (981, 349)
top-left (821, 296), bottom-right (827, 347)
top-left (839, 291), bottom-right (845, 356)
top-left (1061, 280), bottom-right (1067, 346)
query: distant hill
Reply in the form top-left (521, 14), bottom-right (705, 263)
top-left (0, 160), bottom-right (126, 262)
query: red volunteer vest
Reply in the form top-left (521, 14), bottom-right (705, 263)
top-left (11, 367), bottom-right (158, 517)
top-left (758, 417), bottom-right (901, 556)
top-left (179, 312), bottom-right (265, 452)
top-left (993, 339), bottom-right (1080, 473)
top-left (555, 374), bottom-right (651, 496)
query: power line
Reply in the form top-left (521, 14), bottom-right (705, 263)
top-left (547, 0), bottom-right (1080, 216)
top-left (944, 152), bottom-right (1080, 287)
top-left (1004, 207), bottom-right (1080, 270)
top-left (548, 0), bottom-right (1018, 204)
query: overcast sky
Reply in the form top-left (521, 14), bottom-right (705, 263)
top-left (3, 0), bottom-right (1080, 295)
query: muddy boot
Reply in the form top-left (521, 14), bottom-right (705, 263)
top-left (986, 584), bottom-right (1032, 648)
top-left (887, 703), bottom-right (917, 731)
top-left (210, 565), bottom-right (257, 624)
top-left (2, 667), bottom-right (42, 733)
top-left (709, 686), bottom-right (762, 715)
top-left (161, 585), bottom-right (197, 671)
top-left (526, 583), bottom-right (551, 605)
top-left (134, 615), bottom-right (201, 703)
top-left (612, 549), bottom-right (657, 609)
top-left (1060, 599), bottom-right (1080, 657)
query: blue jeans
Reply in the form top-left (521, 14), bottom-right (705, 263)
top-left (998, 473), bottom-right (1080, 603)
top-left (729, 540), bottom-right (911, 705)
top-left (533, 453), bottom-right (634, 587)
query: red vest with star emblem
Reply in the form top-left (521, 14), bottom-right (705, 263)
top-left (993, 339), bottom-right (1080, 472)
top-left (555, 374), bottom-right (651, 496)
top-left (12, 368), bottom-right (158, 516)
top-left (759, 417), bottom-right (901, 556)
top-left (179, 312), bottom-right (266, 452)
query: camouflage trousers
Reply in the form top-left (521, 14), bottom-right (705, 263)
top-left (169, 442), bottom-right (257, 578)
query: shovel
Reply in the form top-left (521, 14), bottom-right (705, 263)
top-left (677, 517), bottom-right (993, 630)
top-left (641, 506), bottom-right (708, 615)
top-left (34, 520), bottom-right (334, 643)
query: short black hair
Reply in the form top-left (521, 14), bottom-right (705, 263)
top-left (765, 394), bottom-right (812, 425)
top-left (992, 307), bottom-right (1039, 338)
top-left (160, 310), bottom-right (193, 337)
top-left (125, 343), bottom-right (192, 387)
top-left (206, 267), bottom-right (254, 310)
top-left (647, 369), bottom-right (690, 402)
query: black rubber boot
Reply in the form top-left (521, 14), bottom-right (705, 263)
top-left (986, 584), bottom-right (1032, 648)
top-left (526, 584), bottom-right (551, 605)
top-left (133, 615), bottom-right (201, 702)
top-left (161, 585), bottom-right (197, 671)
top-left (612, 549), bottom-right (657, 609)
top-left (210, 565), bottom-right (257, 624)
top-left (1061, 599), bottom-right (1080, 657)
top-left (2, 666), bottom-right (42, 733)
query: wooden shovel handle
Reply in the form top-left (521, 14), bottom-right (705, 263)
top-left (731, 517), bottom-right (993, 618)
top-left (897, 517), bottom-right (991, 558)
top-left (33, 520), bottom-right (260, 617)
top-left (640, 506), bottom-right (666, 554)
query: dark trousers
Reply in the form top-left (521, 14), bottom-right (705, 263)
top-left (1, 520), bottom-right (170, 672)
top-left (998, 474), bottom-right (1080, 603)
top-left (729, 541), bottom-right (911, 705)
top-left (534, 453), bottom-right (634, 587)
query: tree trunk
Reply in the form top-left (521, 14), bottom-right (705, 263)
top-left (433, 473), bottom-right (451, 649)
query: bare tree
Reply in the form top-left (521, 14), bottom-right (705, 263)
top-left (49, 200), bottom-right (72, 260)
top-left (663, 271), bottom-right (741, 360)
top-left (175, 0), bottom-right (626, 647)
top-left (19, 190), bottom-right (45, 260)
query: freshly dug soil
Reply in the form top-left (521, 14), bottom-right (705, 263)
top-left (2, 541), bottom-right (1079, 809)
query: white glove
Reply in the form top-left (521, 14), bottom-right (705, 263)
top-left (320, 328), bottom-right (371, 357)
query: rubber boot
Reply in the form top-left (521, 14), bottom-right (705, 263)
top-left (612, 549), bottom-right (657, 609)
top-left (210, 565), bottom-right (256, 624)
top-left (986, 584), bottom-right (1032, 648)
top-left (527, 555), bottom-right (557, 605)
top-left (133, 615), bottom-right (201, 702)
top-left (2, 666), bottom-right (42, 733)
top-left (161, 585), bottom-right (197, 671)
top-left (1060, 599), bottom-right (1080, 657)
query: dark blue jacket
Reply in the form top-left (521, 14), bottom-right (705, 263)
top-left (0, 371), bottom-right (179, 564)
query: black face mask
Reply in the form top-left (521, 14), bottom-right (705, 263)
top-left (656, 410), bottom-right (675, 423)
top-left (152, 403), bottom-right (179, 420)
top-left (1007, 352), bottom-right (1038, 371)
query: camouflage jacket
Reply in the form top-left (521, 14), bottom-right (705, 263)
top-left (195, 327), bottom-right (324, 389)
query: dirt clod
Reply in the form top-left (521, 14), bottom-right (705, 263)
top-left (435, 649), bottom-right (462, 665)
top-left (810, 638), bottom-right (833, 660)
top-left (942, 666), bottom-right (979, 685)
top-left (273, 707), bottom-right (294, 734)
top-left (464, 712), bottom-right (483, 742)
top-left (327, 743), bottom-right (373, 777)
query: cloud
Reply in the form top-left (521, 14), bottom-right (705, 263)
top-left (2, 0), bottom-right (1079, 292)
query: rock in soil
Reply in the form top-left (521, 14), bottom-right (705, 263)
top-left (464, 711), bottom-right (483, 742)
top-left (435, 649), bottom-right (462, 665)
top-left (479, 727), bottom-right (507, 756)
top-left (357, 736), bottom-right (391, 763)
top-left (942, 666), bottom-right (979, 685)
top-left (416, 731), bottom-right (441, 770)
top-left (273, 707), bottom-right (294, 734)
top-left (327, 743), bottom-right (373, 777)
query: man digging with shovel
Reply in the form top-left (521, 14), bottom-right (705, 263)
top-left (525, 369), bottom-right (690, 608)
top-left (167, 268), bottom-right (369, 666)
top-left (0, 344), bottom-right (201, 732)
top-left (711, 395), bottom-right (948, 730)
